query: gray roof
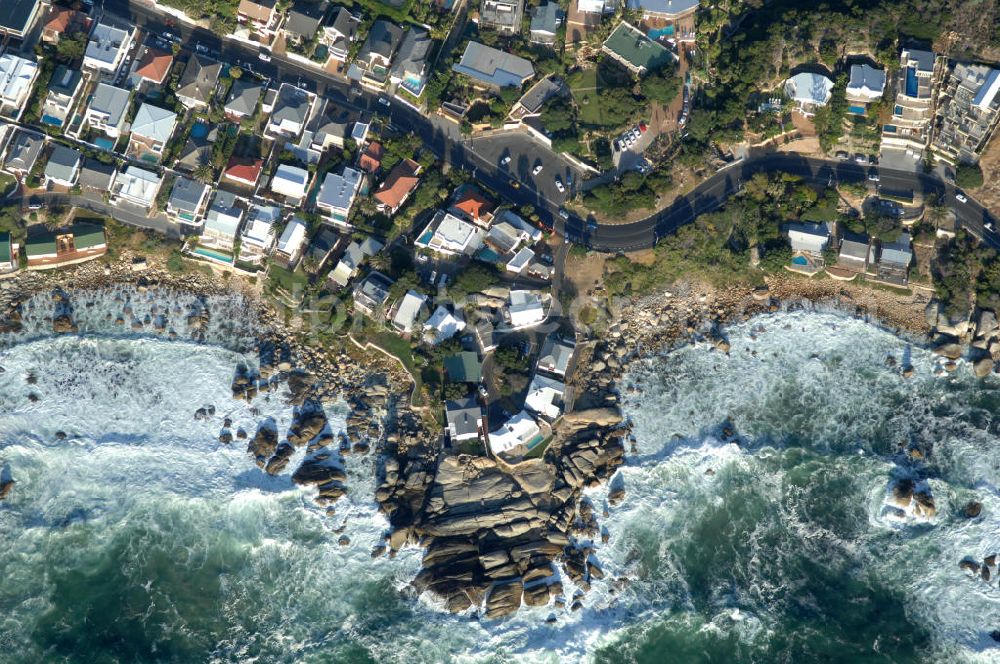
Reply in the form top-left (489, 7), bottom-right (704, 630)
top-left (880, 233), bottom-right (912, 267)
top-left (131, 103), bottom-right (177, 142)
top-left (304, 227), bottom-right (340, 264)
top-left (355, 270), bottom-right (394, 306)
top-left (848, 64), bottom-right (886, 95)
top-left (329, 7), bottom-right (358, 38)
top-left (359, 236), bottom-right (384, 256)
top-left (518, 75), bottom-right (563, 113)
top-left (225, 78), bottom-right (264, 116)
top-left (361, 20), bottom-right (403, 61)
top-left (89, 83), bottom-right (131, 126)
top-left (271, 83), bottom-right (312, 127)
top-left (4, 130), bottom-right (43, 172)
top-left (538, 337), bottom-right (574, 374)
top-left (530, 2), bottom-right (562, 34)
top-left (285, 1), bottom-right (325, 38)
top-left (453, 41), bottom-right (535, 88)
top-left (78, 159), bottom-right (116, 189)
top-left (317, 167), bottom-right (362, 210)
top-left (391, 28), bottom-right (431, 79)
top-left (905, 48), bottom-right (936, 74)
top-left (177, 55), bottom-right (223, 105)
top-left (176, 138), bottom-right (213, 172)
top-left (839, 232), bottom-right (870, 261)
top-left (43, 144), bottom-right (81, 183)
top-left (446, 397), bottom-right (482, 438)
top-left (168, 176), bottom-right (209, 213)
top-left (0, 0), bottom-right (38, 34)
top-left (49, 65), bottom-right (82, 98)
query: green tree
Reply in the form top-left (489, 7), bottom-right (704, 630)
top-left (640, 72), bottom-right (681, 104)
top-left (229, 65), bottom-right (243, 80)
top-left (955, 163), bottom-right (984, 189)
top-left (56, 34), bottom-right (87, 62)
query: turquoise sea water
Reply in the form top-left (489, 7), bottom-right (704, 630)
top-left (0, 294), bottom-right (999, 662)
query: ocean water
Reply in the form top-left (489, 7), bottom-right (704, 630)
top-left (0, 299), bottom-right (999, 663)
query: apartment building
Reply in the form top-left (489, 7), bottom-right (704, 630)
top-left (932, 62), bottom-right (1000, 164)
top-left (881, 48), bottom-right (941, 156)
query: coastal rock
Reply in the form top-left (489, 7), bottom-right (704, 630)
top-left (264, 442), bottom-right (295, 475)
top-left (751, 285), bottom-right (770, 301)
top-left (52, 314), bottom-right (77, 334)
top-left (973, 358), bottom-right (995, 378)
top-left (559, 408), bottom-right (623, 430)
top-left (964, 501), bottom-right (983, 518)
top-left (0, 478), bottom-right (14, 500)
top-left (485, 581), bottom-right (523, 619)
top-left (960, 559), bottom-right (981, 575)
top-left (248, 424), bottom-right (279, 468)
top-left (291, 451), bottom-right (346, 486)
top-left (933, 342), bottom-right (964, 360)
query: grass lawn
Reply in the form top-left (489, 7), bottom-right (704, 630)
top-left (569, 69), bottom-right (609, 127)
top-left (366, 328), bottom-right (425, 406)
top-left (267, 264), bottom-right (310, 294)
top-left (0, 173), bottom-right (16, 198)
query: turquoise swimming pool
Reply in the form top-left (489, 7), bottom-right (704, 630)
top-left (190, 122), bottom-right (209, 139)
top-left (792, 255), bottom-right (809, 266)
top-left (848, 105), bottom-right (866, 114)
top-left (648, 25), bottom-right (675, 40)
top-left (94, 137), bottom-right (115, 151)
top-left (41, 114), bottom-right (63, 127)
top-left (193, 246), bottom-right (233, 264)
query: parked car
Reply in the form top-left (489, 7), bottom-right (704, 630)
top-left (836, 151), bottom-right (850, 160)
top-left (258, 51), bottom-right (271, 62)
top-left (532, 163), bottom-right (543, 175)
top-left (557, 208), bottom-right (570, 220)
top-left (638, 121), bottom-right (648, 133)
top-left (985, 221), bottom-right (995, 233)
top-left (554, 176), bottom-right (565, 193)
top-left (478, 385), bottom-right (489, 400)
top-left (195, 43), bottom-right (209, 54)
top-left (509, 178), bottom-right (520, 189)
top-left (378, 96), bottom-right (390, 107)
top-left (855, 153), bottom-right (867, 164)
top-left (586, 219), bottom-right (598, 232)
top-left (868, 169), bottom-right (879, 182)
top-left (955, 191), bottom-right (968, 203)
top-left (500, 155), bottom-right (511, 166)
top-left (566, 172), bottom-right (573, 186)
top-left (869, 155), bottom-right (878, 165)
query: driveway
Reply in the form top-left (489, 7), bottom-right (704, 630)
top-left (468, 132), bottom-right (584, 208)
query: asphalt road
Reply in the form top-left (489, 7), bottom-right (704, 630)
top-left (99, 1), bottom-right (1000, 254)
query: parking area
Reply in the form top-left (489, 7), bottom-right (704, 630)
top-left (612, 122), bottom-right (653, 171)
top-left (468, 132), bottom-right (585, 207)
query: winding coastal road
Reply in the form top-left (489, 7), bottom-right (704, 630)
top-left (98, 1), bottom-right (1000, 255)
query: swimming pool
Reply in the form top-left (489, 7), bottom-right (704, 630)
top-left (905, 66), bottom-right (918, 97)
top-left (193, 246), bottom-right (234, 264)
top-left (94, 137), bottom-right (115, 151)
top-left (848, 105), bottom-right (866, 114)
top-left (792, 255), bottom-right (810, 266)
top-left (417, 230), bottom-right (434, 245)
top-left (190, 122), bottom-right (209, 139)
top-left (41, 114), bottom-right (63, 127)
top-left (648, 25), bottom-right (675, 40)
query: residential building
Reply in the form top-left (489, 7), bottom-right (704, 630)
top-left (127, 103), bottom-right (178, 162)
top-left (508, 290), bottom-right (545, 327)
top-left (496, 209), bottom-right (542, 242)
top-left (165, 176), bottom-right (211, 224)
top-left (134, 47), bottom-right (173, 87)
top-left (43, 145), bottom-right (82, 188)
top-left (175, 138), bottom-right (213, 174)
top-left (785, 221), bottom-right (831, 273)
top-left (266, 83), bottom-right (316, 140)
top-left (415, 210), bottom-right (486, 256)
top-left (77, 159), bottom-right (116, 192)
top-left (302, 227), bottom-right (343, 272)
top-left (506, 247), bottom-right (535, 273)
top-left (237, 0), bottom-right (281, 39)
top-left (224, 79), bottom-right (264, 121)
top-left (324, 7), bottom-right (360, 64)
top-left (877, 233), bottom-right (913, 284)
top-left (524, 373), bottom-right (565, 420)
top-left (625, 0), bottom-right (698, 20)
top-left (489, 410), bottom-right (541, 455)
top-left (316, 166), bottom-right (363, 224)
top-left (284, 1), bottom-right (326, 45)
top-left (452, 42), bottom-right (535, 89)
top-left (389, 28), bottom-right (432, 97)
top-left (25, 222), bottom-right (106, 270)
top-left (473, 319), bottom-right (497, 354)
top-left (511, 75), bottom-right (564, 120)
top-left (446, 397), bottom-right (483, 444)
top-left (444, 351), bottom-right (482, 383)
top-left (392, 290), bottom-right (429, 333)
top-left (602, 22), bottom-right (673, 76)
top-left (0, 54), bottom-right (39, 120)
top-left (83, 21), bottom-right (135, 73)
top-left (846, 64), bottom-right (886, 111)
top-left (176, 55), bottom-right (223, 110)
top-left (41, 65), bottom-right (83, 129)
top-left (576, 0), bottom-right (609, 10)
top-left (530, 3), bottom-right (563, 45)
top-left (882, 48), bottom-right (940, 155)
top-left (270, 163), bottom-right (311, 200)
top-left (203, 191), bottom-right (244, 250)
top-left (41, 6), bottom-right (89, 44)
top-left (240, 203), bottom-right (281, 263)
top-left (933, 62), bottom-right (1000, 164)
top-left (2, 130), bottom-right (43, 177)
top-left (84, 83), bottom-right (132, 139)
top-left (224, 155), bottom-right (265, 188)
top-left (0, 0), bottom-right (41, 40)
top-left (329, 236), bottom-right (383, 286)
top-left (538, 337), bottom-right (574, 376)
top-left (374, 158), bottom-right (422, 214)
top-left (111, 166), bottom-right (162, 209)
top-left (784, 71), bottom-right (834, 114)
top-left (451, 186), bottom-right (496, 226)
top-left (480, 0), bottom-right (524, 35)
top-left (353, 270), bottom-right (395, 317)
top-left (837, 231), bottom-right (871, 273)
top-left (273, 216), bottom-right (309, 268)
top-left (355, 20), bottom-right (403, 88)
top-left (358, 141), bottom-right (383, 174)
top-left (424, 305), bottom-right (466, 345)
top-left (0, 231), bottom-right (16, 272)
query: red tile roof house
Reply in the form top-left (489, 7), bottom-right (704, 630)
top-left (41, 7), bottom-right (91, 44)
top-left (450, 187), bottom-right (496, 227)
top-left (358, 141), bottom-right (383, 174)
top-left (373, 158), bottom-right (422, 215)
top-left (134, 47), bottom-right (173, 86)
top-left (224, 156), bottom-right (264, 188)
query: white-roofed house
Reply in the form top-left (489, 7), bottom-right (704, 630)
top-left (240, 203), bottom-right (282, 264)
top-left (846, 64), bottom-right (886, 113)
top-left (507, 290), bottom-right (545, 327)
top-left (316, 166), bottom-right (363, 226)
top-left (488, 410), bottom-right (542, 455)
top-left (273, 216), bottom-right (309, 268)
top-left (524, 373), bottom-right (565, 420)
top-left (785, 222), bottom-right (832, 274)
top-left (127, 103), bottom-right (177, 163)
top-left (270, 163), bottom-right (311, 202)
top-left (392, 290), bottom-right (429, 334)
top-left (414, 210), bottom-right (485, 257)
top-left (537, 336), bottom-right (574, 377)
top-left (202, 190), bottom-right (244, 251)
top-left (424, 305), bottom-right (466, 345)
top-left (0, 53), bottom-right (39, 121)
top-left (111, 166), bottom-right (162, 210)
top-left (506, 246), bottom-right (535, 274)
top-left (784, 72), bottom-right (834, 115)
top-left (83, 21), bottom-right (134, 73)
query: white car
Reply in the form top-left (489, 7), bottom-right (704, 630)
top-left (985, 221), bottom-right (995, 233)
top-left (956, 192), bottom-right (968, 203)
top-left (532, 164), bottom-right (543, 175)
top-left (378, 97), bottom-right (390, 107)
top-left (195, 44), bottom-right (209, 54)
top-left (500, 155), bottom-right (511, 166)
top-left (555, 177), bottom-right (565, 193)
top-left (258, 52), bottom-right (271, 62)
top-left (478, 385), bottom-right (489, 400)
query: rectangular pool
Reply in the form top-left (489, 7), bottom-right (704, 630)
top-left (193, 246), bottom-right (234, 264)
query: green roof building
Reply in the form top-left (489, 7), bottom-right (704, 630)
top-left (444, 351), bottom-right (483, 383)
top-left (25, 222), bottom-right (106, 269)
top-left (602, 22), bottom-right (673, 75)
top-left (0, 232), bottom-right (13, 270)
